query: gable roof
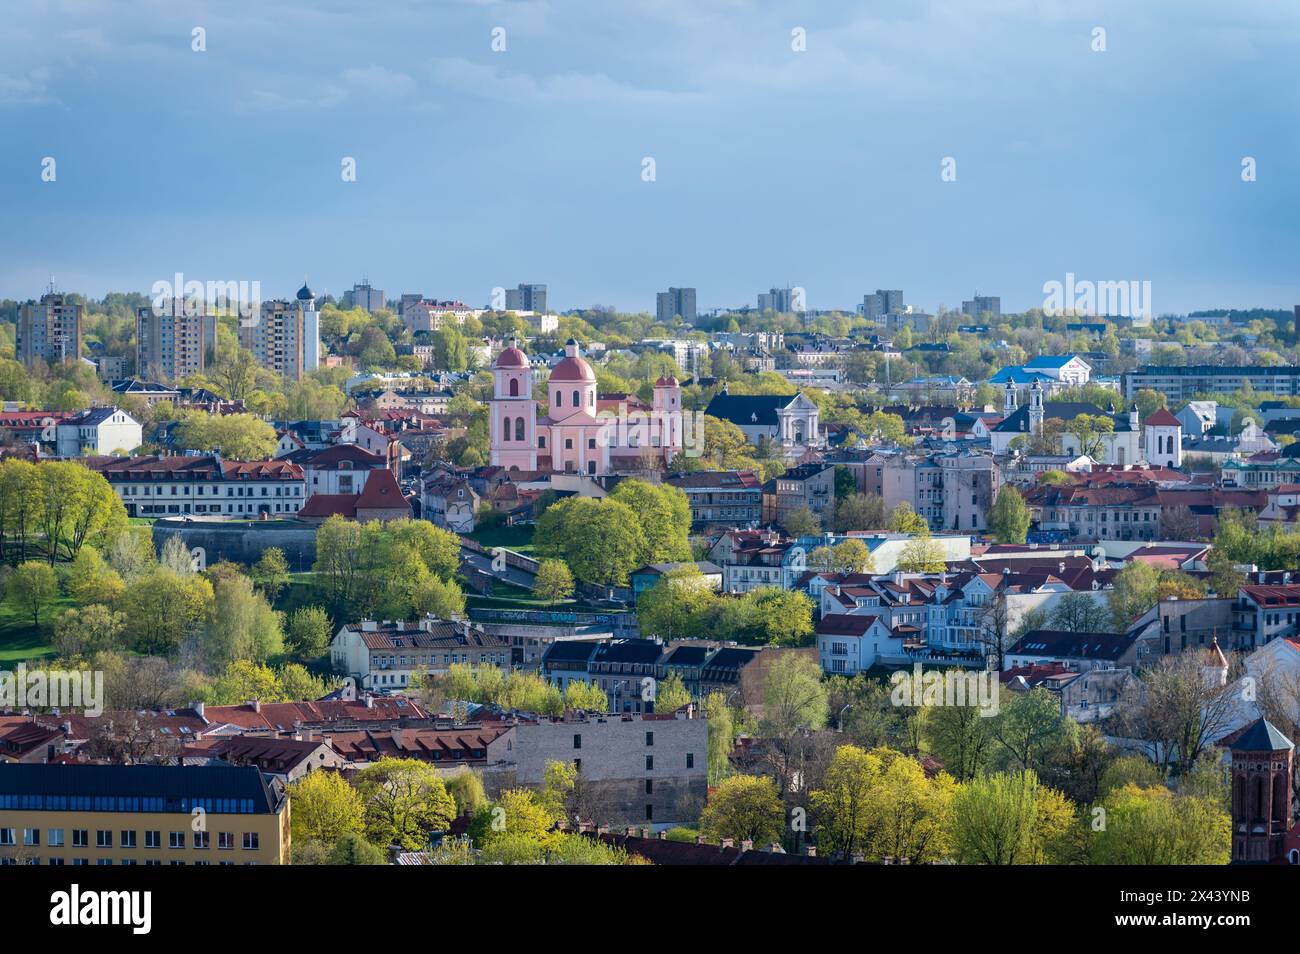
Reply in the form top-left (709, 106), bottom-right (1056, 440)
top-left (704, 392), bottom-right (797, 427)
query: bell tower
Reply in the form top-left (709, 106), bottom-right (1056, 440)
top-left (1229, 718), bottom-right (1294, 864)
top-left (490, 339), bottom-right (537, 470)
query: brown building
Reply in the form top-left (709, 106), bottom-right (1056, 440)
top-left (1228, 718), bottom-right (1293, 864)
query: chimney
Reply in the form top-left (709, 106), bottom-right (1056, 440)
top-left (768, 842), bottom-right (784, 853)
top-left (364, 694), bottom-right (375, 709)
top-left (740, 839), bottom-right (753, 852)
top-left (805, 845), bottom-right (817, 857)
top-left (640, 826), bottom-right (651, 839)
top-left (247, 699), bottom-right (261, 713)
top-left (695, 835), bottom-right (706, 845)
top-left (657, 830), bottom-right (667, 840)
top-left (62, 720), bottom-right (72, 736)
top-left (720, 838), bottom-right (734, 849)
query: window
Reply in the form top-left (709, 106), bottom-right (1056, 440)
top-left (686, 753), bottom-right (695, 769)
top-left (509, 378), bottom-right (519, 397)
top-left (572, 390), bottom-right (579, 407)
top-left (169, 832), bottom-right (185, 849)
top-left (515, 417), bottom-right (525, 441)
top-left (645, 779), bottom-right (654, 795)
top-left (645, 755), bottom-right (654, 771)
top-left (96, 830), bottom-right (111, 848)
top-left (48, 829), bottom-right (64, 847)
top-left (22, 828), bottom-right (38, 847)
top-left (645, 731), bottom-right (654, 746)
top-left (219, 832), bottom-right (234, 850)
top-left (645, 804), bottom-right (653, 821)
top-left (145, 831), bottom-right (160, 849)
top-left (243, 832), bottom-right (259, 851)
top-left (120, 830), bottom-right (137, 848)
top-left (73, 830), bottom-right (88, 848)
top-left (573, 733), bottom-right (582, 750)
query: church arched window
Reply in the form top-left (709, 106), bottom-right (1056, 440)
top-left (572, 390), bottom-right (580, 408)
top-left (509, 378), bottom-right (519, 397)
top-left (515, 417), bottom-right (525, 441)
top-left (503, 416), bottom-right (512, 441)
top-left (554, 391), bottom-right (562, 407)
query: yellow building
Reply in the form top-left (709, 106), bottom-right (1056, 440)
top-left (0, 763), bottom-right (289, 866)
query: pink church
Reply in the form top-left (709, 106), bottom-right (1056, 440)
top-left (490, 339), bottom-right (683, 474)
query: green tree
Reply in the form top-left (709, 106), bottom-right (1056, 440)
top-left (1089, 783), bottom-right (1230, 864)
top-left (119, 568), bottom-right (215, 655)
top-left (354, 758), bottom-right (458, 851)
top-left (698, 775), bottom-right (784, 845)
top-left (987, 486), bottom-right (1031, 545)
top-left (888, 502), bottom-right (929, 535)
top-left (52, 604), bottom-right (126, 659)
top-left (286, 605), bottom-right (333, 659)
top-left (252, 547), bottom-right (290, 601)
top-left (1048, 592), bottom-right (1111, 633)
top-left (288, 770), bottom-right (366, 845)
top-left (534, 559), bottom-right (575, 606)
top-left (328, 831), bottom-right (386, 865)
top-left (895, 538), bottom-right (947, 573)
top-left (653, 672), bottom-right (692, 713)
top-left (8, 560), bottom-right (57, 627)
top-left (534, 497), bottom-right (646, 586)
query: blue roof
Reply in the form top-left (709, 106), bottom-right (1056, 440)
top-left (989, 367), bottom-right (1054, 385)
top-left (1024, 354), bottom-right (1086, 370)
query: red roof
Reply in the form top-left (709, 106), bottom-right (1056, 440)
top-left (355, 469), bottom-right (408, 512)
top-left (1143, 408), bottom-right (1181, 427)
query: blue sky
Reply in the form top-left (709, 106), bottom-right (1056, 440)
top-left (3, 0), bottom-right (1299, 315)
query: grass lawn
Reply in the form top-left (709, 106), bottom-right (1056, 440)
top-left (0, 591), bottom-right (70, 664)
top-left (466, 593), bottom-right (622, 615)
top-left (467, 523), bottom-right (537, 555)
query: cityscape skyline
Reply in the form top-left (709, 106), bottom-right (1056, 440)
top-left (3, 1), bottom-right (1299, 313)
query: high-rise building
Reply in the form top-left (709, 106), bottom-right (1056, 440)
top-left (758, 287), bottom-right (799, 313)
top-left (136, 300), bottom-right (219, 381)
top-left (505, 284), bottom-right (547, 313)
top-left (240, 284), bottom-right (320, 381)
top-left (961, 295), bottom-right (1001, 319)
top-left (862, 289), bottom-right (904, 320)
top-left (17, 292), bottom-right (82, 368)
top-left (343, 281), bottom-right (385, 313)
top-left (656, 287), bottom-right (697, 323)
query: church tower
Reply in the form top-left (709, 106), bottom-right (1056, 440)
top-left (653, 374), bottom-right (684, 463)
top-left (1028, 380), bottom-right (1044, 435)
top-left (1229, 718), bottom-right (1294, 864)
top-left (490, 340), bottom-right (537, 470)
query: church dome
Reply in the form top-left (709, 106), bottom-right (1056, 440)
top-left (549, 355), bottom-right (596, 382)
top-left (495, 345), bottom-right (529, 369)
top-left (297, 283), bottom-right (314, 301)
top-left (655, 375), bottom-right (680, 388)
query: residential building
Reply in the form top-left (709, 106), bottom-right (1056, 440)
top-left (881, 449), bottom-right (1000, 534)
top-left (1004, 629), bottom-right (1139, 672)
top-left (55, 407), bottom-right (142, 457)
top-left (342, 281), bottom-right (385, 313)
top-left (816, 613), bottom-right (899, 674)
top-left (1123, 366), bottom-right (1300, 403)
top-left (961, 295), bottom-right (1000, 319)
top-left (504, 284), bottom-right (547, 313)
top-left (331, 617), bottom-right (511, 691)
top-left (862, 289), bottom-right (904, 320)
top-left (240, 285), bottom-right (320, 381)
top-left (1235, 584), bottom-right (1300, 650)
top-left (18, 292), bottom-right (81, 368)
top-left (655, 287), bottom-right (697, 324)
top-left (87, 454), bottom-right (306, 518)
top-left (296, 468), bottom-right (411, 523)
top-left (761, 462), bottom-right (836, 525)
top-left (757, 287), bottom-right (798, 314)
top-left (630, 562), bottom-right (723, 598)
top-left (511, 709), bottom-right (707, 825)
top-left (664, 470), bottom-right (763, 527)
top-left (0, 763), bottom-right (289, 865)
top-left (136, 300), bottom-right (219, 380)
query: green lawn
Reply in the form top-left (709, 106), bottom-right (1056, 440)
top-left (467, 523), bottom-right (537, 555)
top-left (0, 592), bottom-right (69, 664)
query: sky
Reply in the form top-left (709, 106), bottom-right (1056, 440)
top-left (2, 0), bottom-right (1300, 316)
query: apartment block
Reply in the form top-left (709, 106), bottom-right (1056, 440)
top-left (18, 292), bottom-right (82, 368)
top-left (136, 300), bottom-right (219, 380)
top-left (241, 288), bottom-right (320, 381)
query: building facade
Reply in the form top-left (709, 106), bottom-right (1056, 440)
top-left (18, 292), bottom-right (82, 368)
